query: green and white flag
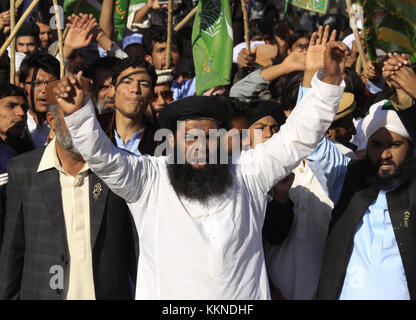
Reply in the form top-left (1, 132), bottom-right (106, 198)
top-left (288, 0), bottom-right (328, 15)
top-left (192, 0), bottom-right (233, 96)
top-left (363, 0), bottom-right (416, 62)
top-left (64, 0), bottom-right (130, 42)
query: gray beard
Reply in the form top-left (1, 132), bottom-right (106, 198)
top-left (55, 117), bottom-right (82, 157)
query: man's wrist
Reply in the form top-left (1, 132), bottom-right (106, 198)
top-left (321, 71), bottom-right (341, 85)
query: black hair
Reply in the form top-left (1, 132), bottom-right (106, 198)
top-left (142, 26), bottom-right (182, 56)
top-left (30, 10), bottom-right (53, 25)
top-left (16, 21), bottom-right (40, 42)
top-left (316, 14), bottom-right (349, 39)
top-left (270, 71), bottom-right (304, 111)
top-left (288, 29), bottom-right (311, 49)
top-left (0, 84), bottom-right (27, 102)
top-left (85, 56), bottom-right (121, 80)
top-left (111, 56), bottom-right (157, 88)
top-left (249, 19), bottom-right (271, 40)
top-left (227, 97), bottom-right (251, 120)
top-left (18, 52), bottom-right (60, 84)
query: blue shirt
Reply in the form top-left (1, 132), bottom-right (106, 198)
top-left (172, 77), bottom-right (196, 100)
top-left (339, 190), bottom-right (410, 300)
top-left (298, 85), bottom-right (409, 299)
top-left (114, 130), bottom-right (143, 156)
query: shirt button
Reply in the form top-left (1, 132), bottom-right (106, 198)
top-left (300, 206), bottom-right (306, 212)
top-left (299, 168), bottom-right (304, 173)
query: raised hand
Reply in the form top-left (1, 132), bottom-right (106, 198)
top-left (54, 71), bottom-right (86, 116)
top-left (306, 25), bottom-right (337, 72)
top-left (383, 52), bottom-right (416, 99)
top-left (322, 41), bottom-right (350, 85)
top-left (303, 25), bottom-right (337, 87)
top-left (237, 47), bottom-right (256, 70)
top-left (282, 48), bottom-right (306, 72)
top-left (65, 13), bottom-right (96, 51)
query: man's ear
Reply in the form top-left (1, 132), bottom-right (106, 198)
top-left (46, 111), bottom-right (56, 132)
top-left (145, 54), bottom-right (153, 65)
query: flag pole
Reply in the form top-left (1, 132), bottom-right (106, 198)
top-left (283, 0), bottom-right (290, 20)
top-left (165, 0), bottom-right (173, 69)
top-left (0, 0), bottom-right (41, 59)
top-left (9, 0), bottom-right (16, 84)
top-left (0, 0), bottom-right (24, 32)
top-left (240, 0), bottom-right (250, 50)
top-left (53, 0), bottom-right (65, 78)
top-left (174, 4), bottom-right (198, 32)
top-left (345, 0), bottom-right (367, 70)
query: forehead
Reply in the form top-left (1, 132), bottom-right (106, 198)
top-left (26, 68), bottom-right (57, 81)
top-left (0, 95), bottom-right (25, 106)
top-left (369, 127), bottom-right (408, 142)
top-left (250, 115), bottom-right (278, 127)
top-left (117, 67), bottom-right (151, 82)
top-left (37, 22), bottom-right (52, 32)
top-left (154, 84), bottom-right (171, 93)
top-left (17, 36), bottom-right (36, 44)
top-left (180, 118), bottom-right (220, 132)
top-left (293, 37), bottom-right (309, 46)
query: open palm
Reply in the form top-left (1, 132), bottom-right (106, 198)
top-left (65, 14), bottom-right (96, 50)
top-left (306, 25), bottom-right (336, 72)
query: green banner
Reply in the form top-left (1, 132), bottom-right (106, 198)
top-left (363, 0), bottom-right (416, 62)
top-left (192, 0), bottom-right (233, 95)
top-left (64, 0), bottom-right (130, 42)
top-left (289, 0), bottom-right (328, 14)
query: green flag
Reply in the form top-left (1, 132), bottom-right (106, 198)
top-left (289, 0), bottom-right (328, 15)
top-left (192, 0), bottom-right (233, 96)
top-left (363, 0), bottom-right (416, 62)
top-left (64, 0), bottom-right (130, 42)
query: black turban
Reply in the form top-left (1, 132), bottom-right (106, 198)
top-left (247, 100), bottom-right (287, 127)
top-left (158, 96), bottom-right (231, 132)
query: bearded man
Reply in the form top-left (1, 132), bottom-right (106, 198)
top-left (54, 42), bottom-right (348, 299)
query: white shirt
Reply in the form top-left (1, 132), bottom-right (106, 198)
top-left (265, 160), bottom-right (334, 300)
top-left (65, 72), bottom-right (344, 299)
top-left (37, 139), bottom-right (96, 300)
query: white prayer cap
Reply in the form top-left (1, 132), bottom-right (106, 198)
top-left (362, 101), bottom-right (411, 140)
top-left (155, 69), bottom-right (174, 85)
top-left (122, 33), bottom-right (143, 50)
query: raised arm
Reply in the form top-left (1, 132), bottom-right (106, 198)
top-left (240, 41), bottom-right (349, 194)
top-left (54, 72), bottom-right (156, 203)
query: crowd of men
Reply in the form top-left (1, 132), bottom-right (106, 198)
top-left (0, 0), bottom-right (416, 300)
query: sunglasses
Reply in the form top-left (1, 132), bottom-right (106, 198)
top-left (153, 90), bottom-right (173, 103)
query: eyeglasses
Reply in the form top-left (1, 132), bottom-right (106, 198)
top-left (23, 79), bottom-right (57, 90)
top-left (153, 90), bottom-right (173, 103)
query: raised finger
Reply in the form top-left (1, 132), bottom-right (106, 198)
top-left (316, 26), bottom-right (323, 45)
top-left (310, 31), bottom-right (318, 46)
top-left (322, 25), bottom-right (331, 45)
top-left (329, 29), bottom-right (337, 42)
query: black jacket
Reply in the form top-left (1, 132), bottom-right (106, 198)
top-left (0, 148), bottom-right (139, 300)
top-left (316, 159), bottom-right (416, 299)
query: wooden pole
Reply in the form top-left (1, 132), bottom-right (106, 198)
top-left (355, 52), bottom-right (363, 74)
top-left (0, 0), bottom-right (41, 59)
top-left (345, 0), bottom-right (367, 70)
top-left (240, 0), bottom-right (250, 50)
top-left (165, 0), bottom-right (173, 69)
top-left (53, 0), bottom-right (83, 57)
top-left (0, 0), bottom-right (24, 32)
top-left (9, 0), bottom-right (16, 84)
top-left (174, 5), bottom-right (198, 32)
top-left (53, 0), bottom-right (65, 78)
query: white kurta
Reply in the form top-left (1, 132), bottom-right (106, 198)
top-left (65, 72), bottom-right (344, 300)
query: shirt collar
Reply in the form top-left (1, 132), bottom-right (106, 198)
top-left (37, 138), bottom-right (89, 174)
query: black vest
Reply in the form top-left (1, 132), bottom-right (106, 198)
top-left (316, 160), bottom-right (416, 299)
